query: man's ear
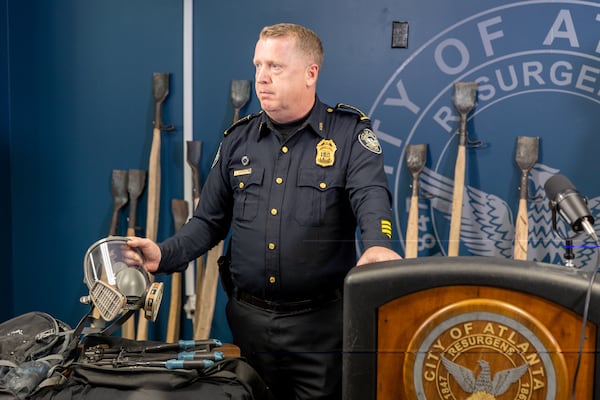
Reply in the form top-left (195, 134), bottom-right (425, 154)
top-left (306, 63), bottom-right (319, 86)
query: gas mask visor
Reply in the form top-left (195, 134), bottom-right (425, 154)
top-left (81, 236), bottom-right (163, 323)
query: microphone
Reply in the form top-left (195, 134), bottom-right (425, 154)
top-left (544, 174), bottom-right (598, 243)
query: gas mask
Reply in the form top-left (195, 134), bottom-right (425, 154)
top-left (80, 236), bottom-right (163, 323)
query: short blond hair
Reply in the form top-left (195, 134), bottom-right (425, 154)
top-left (259, 23), bottom-right (324, 67)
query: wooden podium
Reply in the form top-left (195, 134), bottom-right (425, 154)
top-left (342, 257), bottom-right (600, 399)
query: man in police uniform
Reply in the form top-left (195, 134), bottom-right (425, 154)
top-left (127, 23), bottom-right (401, 399)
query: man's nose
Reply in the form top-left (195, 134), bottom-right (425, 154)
top-left (256, 67), bottom-right (269, 83)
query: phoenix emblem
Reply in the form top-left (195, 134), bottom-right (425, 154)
top-left (417, 163), bottom-right (600, 269)
top-left (441, 355), bottom-right (529, 399)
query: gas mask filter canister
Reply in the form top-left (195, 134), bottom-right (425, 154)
top-left (81, 236), bottom-right (163, 322)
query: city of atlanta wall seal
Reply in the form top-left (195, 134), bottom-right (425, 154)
top-left (403, 299), bottom-right (568, 399)
top-left (368, 1), bottom-right (600, 266)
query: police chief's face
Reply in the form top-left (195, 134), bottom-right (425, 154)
top-left (253, 35), bottom-right (317, 123)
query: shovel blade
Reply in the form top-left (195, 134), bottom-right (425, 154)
top-left (515, 136), bottom-right (539, 171)
top-left (406, 144), bottom-right (427, 177)
top-left (186, 140), bottom-right (202, 168)
top-left (127, 169), bottom-right (147, 199)
top-left (453, 82), bottom-right (478, 114)
top-left (153, 72), bottom-right (170, 103)
top-left (230, 80), bottom-right (251, 108)
top-left (109, 169), bottom-right (129, 236)
top-left (111, 170), bottom-right (129, 207)
top-left (171, 199), bottom-right (189, 231)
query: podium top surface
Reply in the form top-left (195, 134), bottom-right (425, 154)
top-left (344, 256), bottom-right (600, 322)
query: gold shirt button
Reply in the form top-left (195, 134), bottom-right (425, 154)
top-left (275, 177), bottom-right (283, 184)
top-left (268, 243), bottom-right (276, 250)
top-left (239, 182), bottom-right (245, 189)
top-left (319, 182), bottom-right (327, 189)
top-left (282, 146), bottom-right (289, 153)
top-left (269, 276), bottom-right (276, 284)
top-left (271, 208), bottom-right (278, 216)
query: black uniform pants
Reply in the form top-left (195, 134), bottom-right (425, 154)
top-left (226, 295), bottom-right (343, 400)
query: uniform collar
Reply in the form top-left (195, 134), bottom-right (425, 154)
top-left (258, 97), bottom-right (329, 140)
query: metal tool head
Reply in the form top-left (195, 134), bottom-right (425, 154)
top-left (109, 170), bottom-right (130, 236)
top-left (186, 140), bottom-right (202, 169)
top-left (230, 80), bottom-right (251, 108)
top-left (111, 170), bottom-right (129, 208)
top-left (171, 199), bottom-right (189, 231)
top-left (152, 72), bottom-right (170, 103)
top-left (127, 169), bottom-right (146, 198)
top-left (406, 144), bottom-right (428, 178)
top-left (515, 136), bottom-right (539, 171)
top-left (453, 82), bottom-right (478, 114)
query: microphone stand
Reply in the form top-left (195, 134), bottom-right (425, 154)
top-left (550, 206), bottom-right (581, 269)
top-left (550, 206), bottom-right (600, 400)
top-left (563, 238), bottom-right (575, 268)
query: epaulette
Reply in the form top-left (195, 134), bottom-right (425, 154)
top-left (224, 111), bottom-right (263, 136)
top-left (333, 103), bottom-right (371, 121)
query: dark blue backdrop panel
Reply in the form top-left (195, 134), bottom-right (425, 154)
top-left (5, 0), bottom-right (600, 343)
top-left (1, 0), bottom-right (13, 323)
top-left (7, 0), bottom-right (183, 338)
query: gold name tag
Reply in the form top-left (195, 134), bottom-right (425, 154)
top-left (234, 168), bottom-right (252, 177)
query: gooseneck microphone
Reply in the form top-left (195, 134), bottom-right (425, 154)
top-left (544, 174), bottom-right (599, 243)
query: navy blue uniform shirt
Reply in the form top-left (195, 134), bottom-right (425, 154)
top-left (158, 98), bottom-right (394, 301)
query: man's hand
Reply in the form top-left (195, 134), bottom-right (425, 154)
top-left (125, 237), bottom-right (162, 273)
top-left (356, 246), bottom-right (402, 267)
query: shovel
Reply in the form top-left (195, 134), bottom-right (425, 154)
top-left (194, 81), bottom-right (249, 340)
top-left (185, 140), bottom-right (210, 339)
top-left (139, 72), bottom-right (173, 341)
top-left (448, 81), bottom-right (478, 256)
top-left (146, 72), bottom-right (172, 242)
top-left (166, 199), bottom-right (190, 343)
top-left (121, 169), bottom-right (146, 340)
top-left (513, 136), bottom-right (539, 260)
top-left (187, 140), bottom-right (202, 208)
top-left (405, 144), bottom-right (427, 259)
top-left (109, 170), bottom-right (129, 236)
top-left (181, 140), bottom-right (202, 324)
top-left (92, 169), bottom-right (129, 326)
top-left (126, 169), bottom-right (146, 237)
top-left (230, 80), bottom-right (251, 123)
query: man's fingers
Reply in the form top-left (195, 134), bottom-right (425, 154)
top-left (120, 244), bottom-right (144, 266)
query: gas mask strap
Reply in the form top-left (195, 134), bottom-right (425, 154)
top-left (99, 309), bottom-right (137, 337)
top-left (65, 306), bottom-right (95, 358)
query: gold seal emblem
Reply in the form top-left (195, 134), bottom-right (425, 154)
top-left (402, 298), bottom-right (567, 399)
top-left (316, 139), bottom-right (337, 167)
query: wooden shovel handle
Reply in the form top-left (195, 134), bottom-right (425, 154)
top-left (137, 127), bottom-right (162, 341)
top-left (448, 145), bottom-right (465, 257)
top-left (146, 127), bottom-right (162, 242)
top-left (405, 190), bottom-right (420, 259)
top-left (513, 196), bottom-right (529, 260)
top-left (165, 272), bottom-right (182, 342)
top-left (194, 241), bottom-right (223, 340)
top-left (166, 200), bottom-right (189, 342)
top-left (193, 253), bottom-right (206, 339)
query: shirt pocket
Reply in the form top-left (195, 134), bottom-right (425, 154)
top-left (232, 167), bottom-right (264, 221)
top-left (295, 168), bottom-right (345, 226)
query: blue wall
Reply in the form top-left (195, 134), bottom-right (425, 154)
top-left (6, 0), bottom-right (185, 337)
top-left (1, 0), bottom-right (13, 323)
top-left (5, 0), bottom-right (600, 341)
